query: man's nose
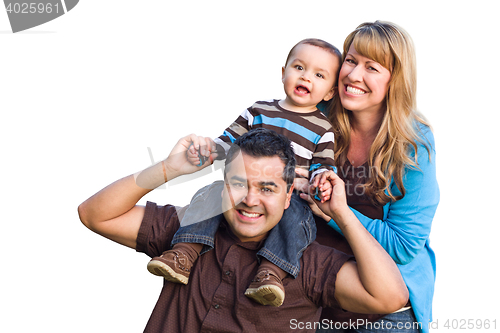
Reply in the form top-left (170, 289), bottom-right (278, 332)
top-left (242, 188), bottom-right (260, 207)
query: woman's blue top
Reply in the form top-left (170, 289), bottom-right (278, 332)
top-left (327, 125), bottom-right (439, 333)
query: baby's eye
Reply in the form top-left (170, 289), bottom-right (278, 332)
top-left (294, 65), bottom-right (304, 70)
top-left (315, 73), bottom-right (325, 79)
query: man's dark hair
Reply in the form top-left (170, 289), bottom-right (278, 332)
top-left (224, 128), bottom-right (296, 191)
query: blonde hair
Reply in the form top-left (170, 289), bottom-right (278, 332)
top-left (329, 21), bottom-right (432, 205)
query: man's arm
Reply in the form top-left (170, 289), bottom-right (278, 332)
top-left (307, 170), bottom-right (409, 314)
top-left (77, 134), bottom-right (217, 249)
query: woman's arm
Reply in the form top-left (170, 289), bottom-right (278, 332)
top-left (326, 131), bottom-right (439, 265)
top-left (312, 171), bottom-right (409, 314)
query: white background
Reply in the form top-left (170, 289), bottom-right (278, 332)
top-left (1, 1), bottom-right (498, 332)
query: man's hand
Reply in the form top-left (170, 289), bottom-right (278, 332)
top-left (166, 134), bottom-right (214, 178)
top-left (78, 133), bottom-right (218, 250)
top-left (186, 136), bottom-right (217, 167)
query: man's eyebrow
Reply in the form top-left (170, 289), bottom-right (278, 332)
top-left (258, 181), bottom-right (278, 187)
top-left (229, 175), bottom-right (278, 188)
top-left (230, 175), bottom-right (246, 182)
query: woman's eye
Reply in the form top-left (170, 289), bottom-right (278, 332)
top-left (345, 58), bottom-right (355, 64)
top-left (368, 66), bottom-right (379, 72)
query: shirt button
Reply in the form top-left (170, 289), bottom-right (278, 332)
top-left (225, 271), bottom-right (231, 276)
top-left (214, 304), bottom-right (220, 309)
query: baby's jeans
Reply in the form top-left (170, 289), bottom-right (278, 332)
top-left (171, 181), bottom-right (316, 277)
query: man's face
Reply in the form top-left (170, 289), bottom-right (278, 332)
top-left (222, 152), bottom-right (293, 242)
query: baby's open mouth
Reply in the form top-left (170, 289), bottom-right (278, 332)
top-left (296, 85), bottom-right (310, 94)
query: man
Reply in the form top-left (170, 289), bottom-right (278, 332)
top-left (78, 128), bottom-right (408, 332)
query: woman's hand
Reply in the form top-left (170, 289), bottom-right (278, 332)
top-left (295, 168), bottom-right (331, 221)
top-left (299, 192), bottom-right (331, 221)
top-left (307, 170), bottom-right (350, 223)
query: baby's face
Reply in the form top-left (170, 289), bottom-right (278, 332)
top-left (281, 43), bottom-right (339, 112)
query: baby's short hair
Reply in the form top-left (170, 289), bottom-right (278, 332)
top-left (284, 38), bottom-right (341, 68)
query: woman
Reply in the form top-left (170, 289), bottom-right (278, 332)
top-left (305, 21), bottom-right (439, 333)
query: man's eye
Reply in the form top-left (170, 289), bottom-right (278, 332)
top-left (261, 187), bottom-right (274, 194)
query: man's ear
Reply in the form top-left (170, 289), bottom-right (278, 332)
top-left (323, 86), bottom-right (337, 102)
top-left (284, 183), bottom-right (294, 209)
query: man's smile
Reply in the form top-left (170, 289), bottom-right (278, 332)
top-left (237, 208), bottom-right (263, 220)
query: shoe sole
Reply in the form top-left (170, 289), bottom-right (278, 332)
top-left (244, 285), bottom-right (285, 307)
top-left (147, 260), bottom-right (189, 285)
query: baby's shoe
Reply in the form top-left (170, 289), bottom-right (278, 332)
top-left (147, 249), bottom-right (193, 284)
top-left (244, 268), bottom-right (285, 307)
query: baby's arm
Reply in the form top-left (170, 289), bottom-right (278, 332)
top-left (186, 105), bottom-right (256, 167)
top-left (309, 128), bottom-right (336, 202)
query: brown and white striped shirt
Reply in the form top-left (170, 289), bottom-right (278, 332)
top-left (214, 99), bottom-right (336, 177)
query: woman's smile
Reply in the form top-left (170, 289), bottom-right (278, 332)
top-left (345, 85), bottom-right (367, 95)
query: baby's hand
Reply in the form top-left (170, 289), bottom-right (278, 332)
top-left (187, 146), bottom-right (202, 166)
top-left (312, 173), bottom-right (333, 203)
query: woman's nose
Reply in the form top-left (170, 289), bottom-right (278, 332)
top-left (347, 65), bottom-right (363, 82)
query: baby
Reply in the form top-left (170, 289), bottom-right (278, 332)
top-left (148, 38), bottom-right (341, 307)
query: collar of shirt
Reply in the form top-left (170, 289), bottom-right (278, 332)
top-left (218, 218), bottom-right (267, 251)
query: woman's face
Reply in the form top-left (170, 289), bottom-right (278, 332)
top-left (338, 45), bottom-right (391, 115)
